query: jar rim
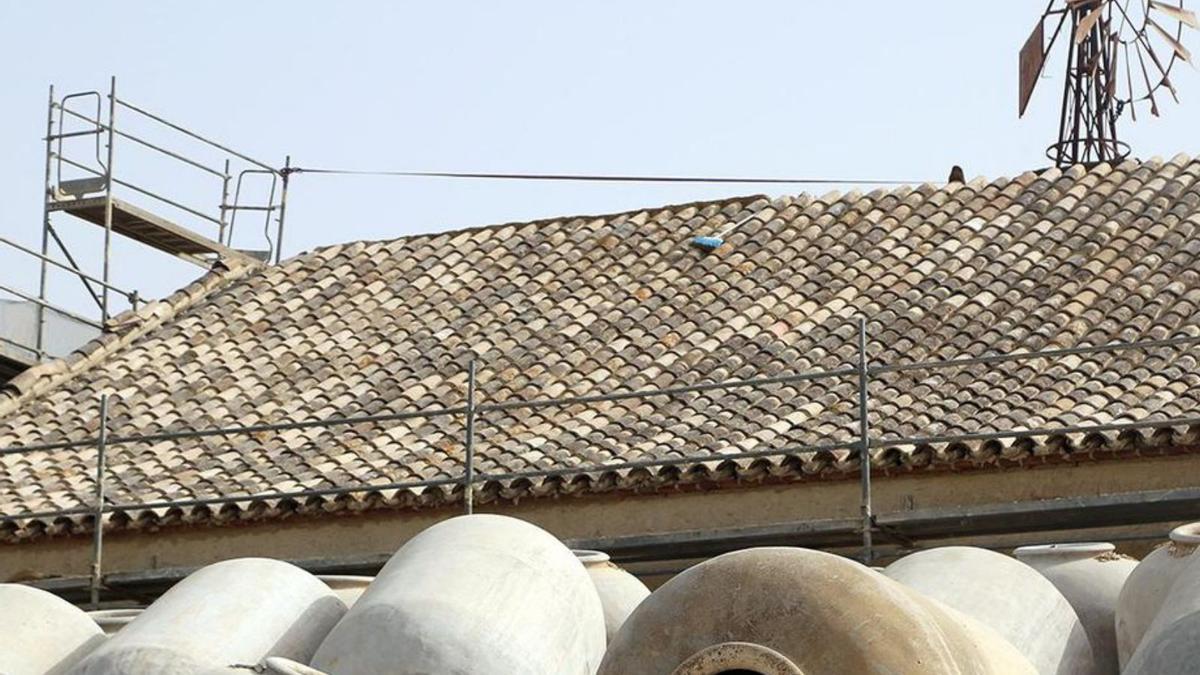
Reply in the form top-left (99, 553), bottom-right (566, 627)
top-left (1170, 522), bottom-right (1200, 545)
top-left (1013, 542), bottom-right (1115, 557)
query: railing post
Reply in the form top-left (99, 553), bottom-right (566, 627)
top-left (464, 359), bottom-right (477, 515)
top-left (100, 76), bottom-right (117, 323)
top-left (37, 84), bottom-right (55, 358)
top-left (275, 155), bottom-right (291, 265)
top-left (219, 159), bottom-right (231, 246)
top-left (857, 317), bottom-right (874, 563)
top-left (90, 394), bottom-right (109, 609)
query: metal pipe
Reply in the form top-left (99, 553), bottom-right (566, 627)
top-left (0, 237), bottom-right (136, 298)
top-left (111, 176), bottom-right (223, 225)
top-left (52, 153), bottom-right (223, 228)
top-left (90, 394), bottom-right (109, 608)
top-left (0, 335), bottom-right (44, 360)
top-left (45, 129), bottom-right (103, 141)
top-left (113, 97), bottom-right (278, 172)
top-left (0, 282), bottom-right (104, 328)
top-left (464, 359), bottom-right (477, 515)
top-left (101, 77), bottom-right (117, 322)
top-left (54, 91), bottom-right (103, 187)
top-left (109, 127), bottom-right (226, 177)
top-left (481, 366), bottom-right (858, 414)
top-left (871, 413), bottom-right (1200, 449)
top-left (46, 223), bottom-right (105, 310)
top-left (219, 159), bottom-right (231, 246)
top-left (37, 85), bottom-right (54, 357)
top-left (477, 439), bottom-right (860, 483)
top-left (871, 333), bottom-right (1200, 376)
top-left (276, 155), bottom-right (291, 265)
top-left (857, 317), bottom-right (873, 563)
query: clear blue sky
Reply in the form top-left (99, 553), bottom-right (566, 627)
top-left (1, 1), bottom-right (1197, 318)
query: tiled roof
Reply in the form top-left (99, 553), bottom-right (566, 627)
top-left (3, 155), bottom-right (1200, 541)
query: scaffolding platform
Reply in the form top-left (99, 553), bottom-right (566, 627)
top-left (47, 196), bottom-right (256, 264)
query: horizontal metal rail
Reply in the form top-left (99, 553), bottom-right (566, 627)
top-left (872, 333), bottom-right (1200, 376)
top-left (111, 127), bottom-right (227, 178)
top-left (6, 330), bottom-right (1200, 458)
top-left (7, 329), bottom-right (1200, 527)
top-left (480, 367), bottom-right (857, 414)
top-left (477, 439), bottom-right (860, 482)
top-left (0, 335), bottom-right (43, 360)
top-left (55, 104), bottom-right (226, 176)
top-left (872, 414), bottom-right (1200, 449)
top-left (51, 155), bottom-right (224, 228)
top-left (0, 237), bottom-right (136, 300)
top-left (114, 97), bottom-right (278, 173)
top-left (0, 282), bottom-right (102, 328)
top-left (111, 176), bottom-right (223, 226)
top-left (46, 129), bottom-right (102, 141)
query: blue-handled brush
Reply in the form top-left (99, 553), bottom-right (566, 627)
top-left (690, 211), bottom-right (759, 252)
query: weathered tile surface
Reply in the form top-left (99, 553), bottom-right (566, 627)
top-left (2, 156), bottom-right (1200, 540)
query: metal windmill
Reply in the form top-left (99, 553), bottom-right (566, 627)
top-left (1019, 0), bottom-right (1197, 167)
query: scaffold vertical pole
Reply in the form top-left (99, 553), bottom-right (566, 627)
top-left (90, 394), bottom-right (109, 609)
top-left (37, 85), bottom-right (55, 358)
top-left (276, 155), bottom-right (291, 265)
top-left (857, 317), bottom-right (874, 563)
top-left (219, 159), bottom-right (231, 246)
top-left (464, 359), bottom-right (477, 515)
top-left (100, 76), bottom-right (117, 322)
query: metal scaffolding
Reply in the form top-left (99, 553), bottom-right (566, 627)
top-left (2, 323), bottom-right (1200, 605)
top-left (3, 78), bottom-right (291, 373)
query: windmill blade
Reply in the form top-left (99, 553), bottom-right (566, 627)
top-left (1019, 19), bottom-right (1046, 116)
top-left (1076, 3), bottom-right (1106, 43)
top-left (1148, 17), bottom-right (1195, 63)
top-left (1150, 1), bottom-right (1199, 29)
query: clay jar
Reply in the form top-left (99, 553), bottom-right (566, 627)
top-left (1013, 542), bottom-right (1136, 675)
top-left (0, 583), bottom-right (106, 675)
top-left (70, 558), bottom-right (346, 675)
top-left (885, 546), bottom-right (1095, 675)
top-left (574, 550), bottom-right (650, 642)
top-left (1115, 522), bottom-right (1200, 668)
top-left (597, 547), bottom-right (1037, 675)
top-left (1123, 527), bottom-right (1200, 675)
top-left (297, 515), bottom-right (606, 675)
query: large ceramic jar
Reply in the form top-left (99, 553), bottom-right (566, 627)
top-left (1115, 522), bottom-right (1200, 668)
top-left (70, 558), bottom-right (345, 674)
top-left (0, 583), bottom-right (106, 675)
top-left (1123, 534), bottom-right (1200, 675)
top-left (885, 546), bottom-right (1094, 675)
top-left (1014, 542), bottom-right (1136, 675)
top-left (597, 547), bottom-right (1037, 675)
top-left (280, 515), bottom-right (605, 675)
top-left (574, 550), bottom-right (650, 642)
top-left (317, 575), bottom-right (374, 609)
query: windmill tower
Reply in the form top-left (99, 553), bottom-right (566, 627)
top-left (1019, 0), bottom-right (1196, 167)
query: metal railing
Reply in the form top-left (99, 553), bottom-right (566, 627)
top-left (3, 320), bottom-right (1200, 606)
top-left (10, 79), bottom-right (292, 368)
top-left (0, 236), bottom-right (138, 363)
top-left (47, 79), bottom-right (289, 265)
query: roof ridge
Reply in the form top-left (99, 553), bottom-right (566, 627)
top-left (294, 193), bottom-right (773, 260)
top-left (0, 258), bottom-right (263, 420)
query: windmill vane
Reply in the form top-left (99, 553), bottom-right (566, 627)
top-left (1019, 0), bottom-right (1197, 168)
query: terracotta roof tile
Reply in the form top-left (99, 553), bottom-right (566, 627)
top-left (3, 157), bottom-right (1200, 539)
